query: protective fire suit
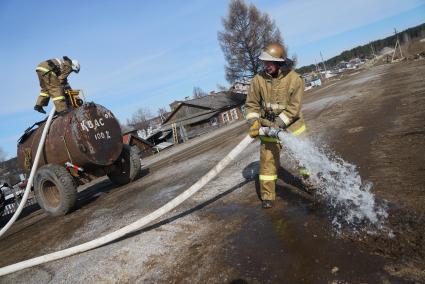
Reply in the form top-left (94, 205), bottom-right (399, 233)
top-left (35, 58), bottom-right (74, 112)
top-left (245, 68), bottom-right (306, 201)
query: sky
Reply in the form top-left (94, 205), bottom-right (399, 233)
top-left (0, 0), bottom-right (424, 159)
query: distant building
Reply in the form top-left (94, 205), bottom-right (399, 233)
top-left (169, 101), bottom-right (181, 112)
top-left (122, 129), bottom-right (154, 157)
top-left (320, 70), bottom-right (337, 79)
top-left (336, 61), bottom-right (357, 72)
top-left (137, 112), bottom-right (171, 140)
top-left (349, 58), bottom-right (364, 68)
top-left (302, 72), bottom-right (322, 90)
top-left (230, 81), bottom-right (250, 94)
top-left (161, 91), bottom-right (246, 140)
top-left (0, 157), bottom-right (23, 186)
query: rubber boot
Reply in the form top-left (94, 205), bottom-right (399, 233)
top-left (299, 166), bottom-right (317, 194)
top-left (262, 200), bottom-right (273, 209)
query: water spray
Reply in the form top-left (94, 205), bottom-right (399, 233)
top-left (261, 127), bottom-right (388, 231)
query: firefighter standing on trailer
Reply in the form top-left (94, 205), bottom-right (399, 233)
top-left (34, 56), bottom-right (80, 114)
top-left (245, 43), bottom-right (307, 209)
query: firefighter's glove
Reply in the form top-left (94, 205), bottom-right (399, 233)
top-left (34, 105), bottom-right (46, 114)
top-left (275, 116), bottom-right (287, 129)
top-left (260, 118), bottom-right (273, 127)
top-left (248, 119), bottom-right (260, 138)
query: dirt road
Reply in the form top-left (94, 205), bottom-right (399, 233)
top-left (1, 60), bottom-right (424, 283)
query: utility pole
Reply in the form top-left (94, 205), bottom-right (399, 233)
top-left (320, 51), bottom-right (327, 74)
top-left (391, 28), bottom-right (404, 62)
top-left (314, 58), bottom-right (322, 80)
top-left (369, 42), bottom-right (376, 58)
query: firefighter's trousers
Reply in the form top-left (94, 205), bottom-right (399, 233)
top-left (259, 138), bottom-right (281, 201)
top-left (259, 131), bottom-right (312, 201)
top-left (36, 71), bottom-right (67, 112)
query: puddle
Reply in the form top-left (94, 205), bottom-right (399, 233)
top-left (303, 94), bottom-right (347, 111)
top-left (346, 74), bottom-right (381, 86)
top-left (152, 184), bottom-right (185, 202)
top-left (216, 202), bottom-right (389, 283)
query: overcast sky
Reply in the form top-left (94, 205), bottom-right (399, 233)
top-left (0, 0), bottom-right (424, 158)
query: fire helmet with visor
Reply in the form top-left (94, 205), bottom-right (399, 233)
top-left (258, 43), bottom-right (287, 62)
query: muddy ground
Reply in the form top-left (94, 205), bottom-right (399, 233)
top-left (0, 60), bottom-right (424, 283)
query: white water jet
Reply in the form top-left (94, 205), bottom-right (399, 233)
top-left (278, 131), bottom-right (388, 231)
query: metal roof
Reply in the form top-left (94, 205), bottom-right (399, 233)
top-left (162, 110), bottom-right (219, 129)
top-left (162, 92), bottom-right (246, 125)
top-left (182, 92), bottom-right (246, 110)
top-left (152, 142), bottom-right (174, 152)
top-left (127, 134), bottom-right (154, 146)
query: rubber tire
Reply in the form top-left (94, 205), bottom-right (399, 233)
top-left (107, 145), bottom-right (141, 186)
top-left (34, 164), bottom-right (78, 216)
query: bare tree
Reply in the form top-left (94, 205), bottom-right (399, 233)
top-left (216, 83), bottom-right (229, 92)
top-left (218, 0), bottom-right (283, 83)
top-left (290, 54), bottom-right (298, 68)
top-left (126, 107), bottom-right (153, 130)
top-left (120, 123), bottom-right (132, 133)
top-left (157, 107), bottom-right (169, 123)
top-left (193, 87), bottom-right (208, 99)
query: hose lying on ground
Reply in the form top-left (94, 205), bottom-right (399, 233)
top-left (0, 107), bottom-right (56, 238)
top-left (0, 134), bottom-right (254, 276)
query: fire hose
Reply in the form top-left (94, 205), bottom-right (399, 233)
top-left (0, 107), bottom-right (56, 239)
top-left (0, 132), bottom-right (257, 276)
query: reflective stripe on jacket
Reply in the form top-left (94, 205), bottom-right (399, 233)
top-left (36, 58), bottom-right (73, 85)
top-left (245, 69), bottom-right (306, 137)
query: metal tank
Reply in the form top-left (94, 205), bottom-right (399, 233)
top-left (17, 102), bottom-right (123, 172)
top-left (17, 102), bottom-right (141, 216)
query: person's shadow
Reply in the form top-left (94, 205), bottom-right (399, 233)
top-left (98, 159), bottom-right (316, 245)
top-left (111, 160), bottom-right (260, 243)
top-left (247, 160), bottom-right (314, 199)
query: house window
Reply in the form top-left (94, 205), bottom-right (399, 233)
top-left (230, 108), bottom-right (238, 120)
top-left (222, 112), bottom-right (229, 123)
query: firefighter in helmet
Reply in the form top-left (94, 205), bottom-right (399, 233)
top-left (245, 43), bottom-right (308, 209)
top-left (34, 56), bottom-right (80, 114)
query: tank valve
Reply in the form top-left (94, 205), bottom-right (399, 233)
top-left (65, 162), bottom-right (84, 177)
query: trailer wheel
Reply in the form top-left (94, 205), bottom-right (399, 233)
top-left (34, 164), bottom-right (78, 216)
top-left (107, 145), bottom-right (141, 186)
